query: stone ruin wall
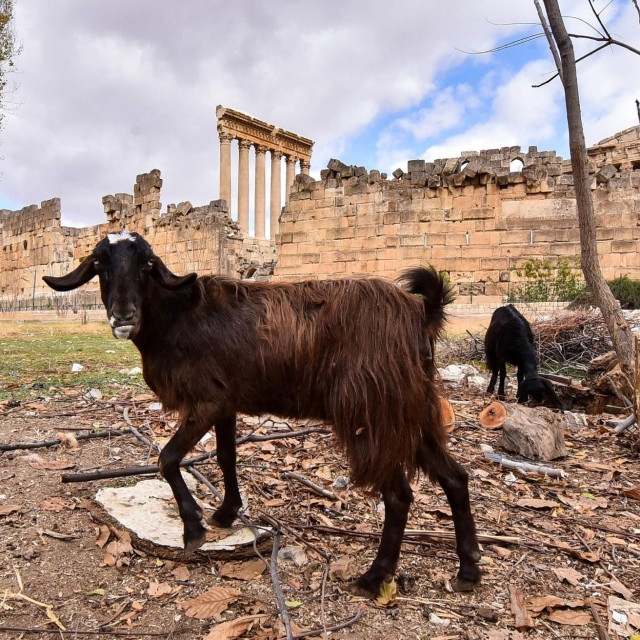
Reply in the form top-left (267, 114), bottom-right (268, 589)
top-left (1, 125), bottom-right (639, 308)
top-left (0, 169), bottom-right (276, 308)
top-left (274, 126), bottom-right (640, 303)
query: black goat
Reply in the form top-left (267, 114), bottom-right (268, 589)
top-left (485, 304), bottom-right (568, 410)
top-left (43, 230), bottom-right (481, 596)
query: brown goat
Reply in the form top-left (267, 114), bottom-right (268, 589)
top-left (43, 230), bottom-right (481, 596)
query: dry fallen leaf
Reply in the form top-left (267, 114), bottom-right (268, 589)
top-left (515, 498), bottom-right (560, 510)
top-left (148, 581), bottom-right (173, 599)
top-left (553, 567), bottom-right (584, 586)
top-left (329, 556), bottom-right (358, 582)
top-left (29, 458), bottom-right (75, 471)
top-left (219, 559), bottom-right (266, 581)
top-left (546, 609), bottom-right (591, 626)
top-left (622, 485), bottom-right (640, 501)
top-left (525, 595), bottom-right (568, 614)
top-left (609, 579), bottom-right (634, 601)
top-left (39, 497), bottom-right (76, 512)
top-left (203, 614), bottom-right (268, 640)
top-left (509, 585), bottom-right (534, 630)
top-left (375, 579), bottom-right (397, 607)
top-left (37, 528), bottom-right (77, 541)
top-left (0, 503), bottom-right (22, 516)
top-left (95, 525), bottom-right (111, 549)
top-left (172, 565), bottom-right (191, 581)
top-left (180, 586), bottom-right (241, 619)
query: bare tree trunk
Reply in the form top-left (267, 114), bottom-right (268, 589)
top-left (542, 0), bottom-right (635, 388)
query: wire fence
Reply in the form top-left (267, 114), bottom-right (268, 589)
top-left (0, 291), bottom-right (102, 314)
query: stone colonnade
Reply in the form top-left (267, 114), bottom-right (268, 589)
top-left (217, 105), bottom-right (313, 238)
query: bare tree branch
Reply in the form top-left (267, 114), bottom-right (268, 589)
top-left (567, 32), bottom-right (640, 56)
top-left (633, 0), bottom-right (640, 24)
top-left (588, 0), bottom-right (613, 38)
top-left (534, 0), bottom-right (563, 82)
top-left (532, 42), bottom-right (611, 87)
top-left (455, 33), bottom-right (544, 55)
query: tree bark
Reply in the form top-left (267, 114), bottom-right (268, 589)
top-left (542, 0), bottom-right (635, 388)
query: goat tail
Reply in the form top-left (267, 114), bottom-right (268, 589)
top-left (398, 266), bottom-right (454, 337)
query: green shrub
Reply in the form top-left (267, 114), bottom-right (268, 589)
top-left (507, 258), bottom-right (586, 303)
top-left (608, 275), bottom-right (640, 309)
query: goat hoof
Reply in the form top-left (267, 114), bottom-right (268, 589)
top-left (347, 572), bottom-right (390, 599)
top-left (451, 572), bottom-right (481, 592)
top-left (209, 508), bottom-right (237, 529)
top-left (183, 528), bottom-right (207, 555)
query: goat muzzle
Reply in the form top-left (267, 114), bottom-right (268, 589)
top-left (109, 309), bottom-right (138, 340)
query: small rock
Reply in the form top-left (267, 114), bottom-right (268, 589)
top-left (277, 545), bottom-right (307, 567)
top-left (429, 612), bottom-right (450, 626)
top-left (332, 476), bottom-right (349, 490)
top-left (148, 402), bottom-right (163, 412)
top-left (71, 363), bottom-right (84, 372)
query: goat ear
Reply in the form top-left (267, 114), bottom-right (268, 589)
top-left (150, 259), bottom-right (197, 290)
top-left (42, 256), bottom-right (97, 291)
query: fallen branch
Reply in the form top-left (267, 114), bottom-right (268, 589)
top-left (613, 413), bottom-right (637, 435)
top-left (282, 472), bottom-right (336, 500)
top-left (0, 626), bottom-right (193, 637)
top-left (60, 427), bottom-right (321, 484)
top-left (269, 530), bottom-right (294, 640)
top-left (298, 523), bottom-right (520, 547)
top-left (282, 604), bottom-right (366, 640)
top-left (0, 429), bottom-right (130, 452)
top-left (588, 598), bottom-right (610, 640)
top-left (1, 569), bottom-right (65, 630)
top-left (484, 452), bottom-right (567, 478)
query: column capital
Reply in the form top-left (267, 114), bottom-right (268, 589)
top-left (299, 158), bottom-right (310, 170)
top-left (238, 138), bottom-right (252, 150)
top-left (219, 131), bottom-right (232, 144)
top-left (271, 149), bottom-right (283, 160)
top-left (285, 154), bottom-right (298, 165)
top-left (254, 144), bottom-right (268, 156)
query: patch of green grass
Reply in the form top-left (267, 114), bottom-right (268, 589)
top-left (0, 321), bottom-right (145, 402)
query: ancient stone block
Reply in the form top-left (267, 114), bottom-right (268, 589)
top-left (501, 404), bottom-right (567, 460)
top-left (408, 159), bottom-right (426, 173)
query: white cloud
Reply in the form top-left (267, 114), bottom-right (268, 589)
top-left (2, 0), bottom-right (636, 228)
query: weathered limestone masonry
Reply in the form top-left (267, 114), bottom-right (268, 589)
top-left (0, 169), bottom-right (276, 306)
top-left (275, 126), bottom-right (640, 303)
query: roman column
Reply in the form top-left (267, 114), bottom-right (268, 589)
top-left (254, 145), bottom-right (267, 238)
top-left (300, 159), bottom-right (311, 175)
top-left (237, 138), bottom-right (251, 233)
top-left (285, 155), bottom-right (297, 204)
top-left (219, 132), bottom-right (232, 212)
top-left (270, 150), bottom-right (282, 238)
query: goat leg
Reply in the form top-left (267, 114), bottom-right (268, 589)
top-left (497, 364), bottom-right (507, 400)
top-left (437, 459), bottom-right (481, 591)
top-left (209, 413), bottom-right (243, 528)
top-left (486, 368), bottom-right (498, 395)
top-left (159, 412), bottom-right (211, 554)
top-left (351, 472), bottom-right (412, 597)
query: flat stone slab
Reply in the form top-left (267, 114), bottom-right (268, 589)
top-left (94, 475), bottom-right (270, 558)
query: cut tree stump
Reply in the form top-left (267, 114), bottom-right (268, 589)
top-left (501, 404), bottom-right (567, 460)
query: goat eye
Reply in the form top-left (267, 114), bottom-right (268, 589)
top-left (93, 260), bottom-right (100, 269)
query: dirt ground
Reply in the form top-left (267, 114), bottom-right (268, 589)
top-left (1, 320), bottom-right (640, 639)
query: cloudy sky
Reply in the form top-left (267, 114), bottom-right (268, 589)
top-left (0, 0), bottom-right (638, 230)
